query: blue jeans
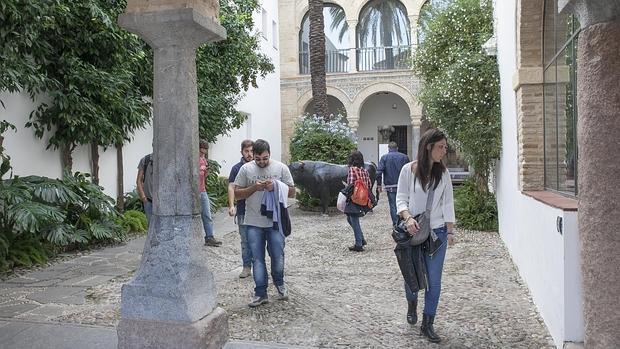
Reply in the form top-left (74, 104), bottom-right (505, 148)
top-left (200, 192), bottom-right (214, 239)
top-left (247, 225), bottom-right (285, 297)
top-left (405, 226), bottom-right (448, 316)
top-left (143, 200), bottom-right (153, 225)
top-left (387, 191), bottom-right (398, 226)
top-left (346, 214), bottom-right (365, 247)
top-left (238, 215), bottom-right (252, 268)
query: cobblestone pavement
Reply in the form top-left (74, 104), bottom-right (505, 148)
top-left (0, 199), bottom-right (555, 348)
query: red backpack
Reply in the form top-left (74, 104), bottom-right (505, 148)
top-left (351, 168), bottom-right (370, 207)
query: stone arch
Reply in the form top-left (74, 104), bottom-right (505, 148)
top-left (295, 0), bottom-right (357, 31)
top-left (353, 0), bottom-right (418, 24)
top-left (351, 82), bottom-right (420, 122)
top-left (297, 86), bottom-right (352, 117)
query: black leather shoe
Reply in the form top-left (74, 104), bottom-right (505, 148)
top-left (406, 300), bottom-right (418, 324)
top-left (348, 245), bottom-right (364, 252)
top-left (362, 239), bottom-right (367, 246)
top-left (420, 314), bottom-right (441, 343)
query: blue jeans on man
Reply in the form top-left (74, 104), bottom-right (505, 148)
top-left (247, 225), bottom-right (285, 297)
top-left (237, 215), bottom-right (252, 268)
top-left (200, 192), bottom-right (214, 239)
top-left (143, 200), bottom-right (153, 225)
top-left (387, 190), bottom-right (398, 226)
top-left (405, 226), bottom-right (448, 316)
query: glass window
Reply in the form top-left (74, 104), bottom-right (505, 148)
top-left (542, 0), bottom-right (579, 196)
top-left (262, 8), bottom-right (268, 39)
top-left (357, 0), bottom-right (411, 71)
top-left (298, 5), bottom-right (349, 74)
top-left (272, 20), bottom-right (278, 49)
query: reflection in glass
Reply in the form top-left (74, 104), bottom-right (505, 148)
top-left (357, 0), bottom-right (411, 71)
top-left (299, 5), bottom-right (349, 74)
top-left (544, 61), bottom-right (558, 190)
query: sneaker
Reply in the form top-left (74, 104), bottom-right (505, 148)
top-left (348, 245), bottom-right (364, 252)
top-left (275, 284), bottom-right (289, 301)
top-left (204, 237), bottom-right (222, 247)
top-left (239, 266), bottom-right (251, 278)
top-left (248, 295), bottom-right (268, 307)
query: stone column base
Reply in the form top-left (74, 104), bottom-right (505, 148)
top-left (117, 307), bottom-right (228, 349)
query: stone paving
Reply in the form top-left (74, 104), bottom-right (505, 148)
top-left (0, 199), bottom-right (555, 348)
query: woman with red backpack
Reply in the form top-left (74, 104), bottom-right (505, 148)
top-left (345, 150), bottom-right (371, 252)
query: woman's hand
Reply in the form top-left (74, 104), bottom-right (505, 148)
top-left (405, 217), bottom-right (420, 234)
top-left (448, 234), bottom-right (455, 246)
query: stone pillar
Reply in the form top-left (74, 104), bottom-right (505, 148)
top-left (117, 2), bottom-right (228, 349)
top-left (561, 1), bottom-right (620, 347)
top-left (346, 19), bottom-right (358, 72)
top-left (411, 117), bottom-right (421, 160)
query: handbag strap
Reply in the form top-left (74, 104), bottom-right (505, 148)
top-left (425, 184), bottom-right (435, 214)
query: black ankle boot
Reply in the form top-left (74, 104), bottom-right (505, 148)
top-left (420, 314), bottom-right (441, 343)
top-left (406, 300), bottom-right (417, 324)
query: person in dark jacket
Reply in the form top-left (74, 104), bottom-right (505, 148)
top-left (377, 141), bottom-right (410, 226)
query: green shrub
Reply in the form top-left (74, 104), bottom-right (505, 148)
top-left (454, 178), bottom-right (498, 231)
top-left (118, 210), bottom-right (147, 235)
top-left (0, 171), bottom-right (126, 271)
top-left (123, 190), bottom-right (144, 212)
top-left (290, 115), bottom-right (356, 208)
top-left (206, 160), bottom-right (229, 212)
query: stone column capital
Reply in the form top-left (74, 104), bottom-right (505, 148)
top-left (119, 8), bottom-right (226, 49)
top-left (410, 115), bottom-right (422, 127)
top-left (559, 0), bottom-right (620, 28)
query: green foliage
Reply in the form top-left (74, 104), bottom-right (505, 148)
top-left (0, 172), bottom-right (126, 271)
top-left (290, 115), bottom-right (356, 164)
top-left (117, 210), bottom-right (147, 235)
top-left (290, 115), bottom-right (356, 207)
top-left (197, 0), bottom-right (274, 142)
top-left (123, 190), bottom-right (144, 212)
top-left (0, 121), bottom-right (16, 179)
top-left (413, 0), bottom-right (500, 190)
top-left (454, 178), bottom-right (498, 231)
top-left (1, 0), bottom-right (153, 159)
top-left (206, 160), bottom-right (228, 212)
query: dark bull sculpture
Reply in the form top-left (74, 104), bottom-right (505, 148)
top-left (289, 160), bottom-right (378, 214)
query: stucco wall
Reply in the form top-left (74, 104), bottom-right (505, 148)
top-left (495, 0), bottom-right (583, 346)
top-left (209, 0), bottom-right (282, 174)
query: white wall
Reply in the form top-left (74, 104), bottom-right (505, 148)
top-left (357, 92), bottom-right (410, 164)
top-left (0, 91), bottom-right (153, 198)
top-left (495, 0), bottom-right (583, 347)
top-left (209, 0), bottom-right (282, 175)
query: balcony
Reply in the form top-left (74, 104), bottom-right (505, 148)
top-left (299, 45), bottom-right (414, 75)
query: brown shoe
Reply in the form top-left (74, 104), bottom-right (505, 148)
top-left (239, 266), bottom-right (251, 278)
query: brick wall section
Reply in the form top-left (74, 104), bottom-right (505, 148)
top-left (515, 0), bottom-right (545, 191)
top-left (516, 84), bottom-right (545, 190)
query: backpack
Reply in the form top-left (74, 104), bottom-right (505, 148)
top-left (351, 176), bottom-right (369, 207)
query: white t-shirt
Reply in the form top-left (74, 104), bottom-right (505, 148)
top-left (395, 161), bottom-right (456, 229)
top-left (234, 160), bottom-right (295, 228)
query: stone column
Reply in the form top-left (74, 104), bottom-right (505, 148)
top-left (560, 1), bottom-right (620, 347)
top-left (346, 19), bottom-right (358, 72)
top-left (411, 117), bottom-right (421, 160)
top-left (116, 2), bottom-right (228, 349)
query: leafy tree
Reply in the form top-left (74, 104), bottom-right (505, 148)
top-left (197, 0), bottom-right (274, 143)
top-left (0, 0), bottom-right (153, 175)
top-left (413, 0), bottom-right (500, 192)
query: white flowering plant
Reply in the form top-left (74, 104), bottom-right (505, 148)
top-left (290, 114), bottom-right (356, 164)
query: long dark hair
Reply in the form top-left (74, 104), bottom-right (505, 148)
top-left (415, 128), bottom-right (447, 191)
top-left (347, 150), bottom-right (364, 168)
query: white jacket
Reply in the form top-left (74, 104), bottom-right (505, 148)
top-left (396, 161), bottom-right (456, 229)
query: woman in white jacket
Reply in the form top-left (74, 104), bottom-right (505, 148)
top-left (396, 128), bottom-right (455, 343)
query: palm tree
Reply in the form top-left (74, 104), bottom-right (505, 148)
top-left (357, 0), bottom-right (410, 69)
top-left (308, 0), bottom-right (329, 119)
